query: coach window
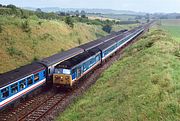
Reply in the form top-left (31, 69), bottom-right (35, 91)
top-left (1, 87), bottom-right (9, 98)
top-left (20, 80), bottom-right (26, 90)
top-left (27, 76), bottom-right (33, 86)
top-left (96, 55), bottom-right (99, 62)
top-left (11, 83), bottom-right (18, 94)
top-left (34, 73), bottom-right (39, 82)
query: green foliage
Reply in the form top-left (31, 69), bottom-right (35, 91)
top-left (77, 38), bottom-right (82, 45)
top-left (32, 56), bottom-right (39, 62)
top-left (21, 20), bottom-right (31, 32)
top-left (102, 24), bottom-right (112, 33)
top-left (6, 46), bottom-right (24, 56)
top-left (65, 16), bottom-right (74, 28)
top-left (60, 48), bottom-right (65, 52)
top-left (174, 49), bottom-right (180, 57)
top-left (6, 4), bottom-right (16, 9)
top-left (38, 21), bottom-right (43, 25)
top-left (0, 24), bottom-right (2, 33)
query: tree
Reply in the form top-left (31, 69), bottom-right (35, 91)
top-left (102, 24), bottom-right (112, 33)
top-left (36, 8), bottom-right (42, 13)
top-left (6, 4), bottom-right (16, 9)
top-left (81, 14), bottom-right (86, 18)
top-left (65, 16), bottom-right (74, 28)
top-left (75, 10), bottom-right (80, 17)
top-left (80, 10), bottom-right (86, 16)
top-left (0, 4), bottom-right (2, 7)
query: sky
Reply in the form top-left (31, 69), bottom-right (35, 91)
top-left (1, 0), bottom-right (180, 13)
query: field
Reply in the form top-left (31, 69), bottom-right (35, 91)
top-left (57, 25), bottom-right (180, 120)
top-left (160, 19), bottom-right (180, 41)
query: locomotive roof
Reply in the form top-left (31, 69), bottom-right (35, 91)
top-left (39, 47), bottom-right (84, 67)
top-left (55, 51), bottom-right (96, 69)
top-left (0, 63), bottom-right (45, 89)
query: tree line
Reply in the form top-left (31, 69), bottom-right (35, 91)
top-left (0, 4), bottom-right (139, 33)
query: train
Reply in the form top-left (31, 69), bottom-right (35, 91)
top-left (0, 22), bottom-right (152, 109)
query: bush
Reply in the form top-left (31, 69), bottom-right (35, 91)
top-left (77, 38), bottom-right (82, 45)
top-left (65, 16), bottom-right (74, 28)
top-left (102, 24), bottom-right (112, 33)
top-left (0, 24), bottom-right (2, 33)
top-left (6, 46), bottom-right (24, 56)
top-left (21, 20), bottom-right (31, 32)
top-left (32, 56), bottom-right (39, 62)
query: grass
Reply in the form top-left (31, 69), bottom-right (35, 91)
top-left (57, 27), bottom-right (180, 121)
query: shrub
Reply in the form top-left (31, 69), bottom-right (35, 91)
top-left (6, 46), bottom-right (24, 56)
top-left (65, 16), bottom-right (74, 28)
top-left (21, 20), bottom-right (31, 32)
top-left (174, 49), bottom-right (180, 57)
top-left (77, 38), bottom-right (82, 45)
top-left (102, 24), bottom-right (112, 33)
top-left (0, 24), bottom-right (2, 33)
top-left (32, 56), bottom-right (39, 62)
top-left (60, 48), bottom-right (65, 52)
top-left (38, 21), bottom-right (43, 26)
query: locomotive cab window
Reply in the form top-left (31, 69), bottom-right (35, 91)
top-left (11, 83), bottom-right (18, 94)
top-left (1, 87), bottom-right (9, 98)
top-left (27, 76), bottom-right (33, 86)
top-left (43, 71), bottom-right (46, 77)
top-left (34, 73), bottom-right (39, 82)
top-left (20, 80), bottom-right (26, 90)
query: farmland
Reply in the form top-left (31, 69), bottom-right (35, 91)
top-left (160, 19), bottom-right (180, 41)
top-left (57, 25), bottom-right (180, 121)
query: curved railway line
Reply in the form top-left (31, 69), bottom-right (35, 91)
top-left (0, 22), bottom-right (154, 121)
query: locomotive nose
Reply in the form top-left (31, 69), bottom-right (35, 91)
top-left (53, 74), bottom-right (72, 86)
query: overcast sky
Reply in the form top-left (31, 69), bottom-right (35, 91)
top-left (1, 0), bottom-right (180, 13)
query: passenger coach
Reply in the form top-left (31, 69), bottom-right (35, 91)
top-left (0, 63), bottom-right (46, 109)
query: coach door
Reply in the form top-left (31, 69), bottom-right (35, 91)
top-left (77, 66), bottom-right (82, 78)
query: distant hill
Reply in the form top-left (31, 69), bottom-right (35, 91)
top-left (24, 7), bottom-right (146, 15)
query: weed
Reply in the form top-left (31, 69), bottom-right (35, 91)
top-left (0, 24), bottom-right (2, 33)
top-left (21, 20), bottom-right (31, 32)
top-left (6, 46), bottom-right (24, 56)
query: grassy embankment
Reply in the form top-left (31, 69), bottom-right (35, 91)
top-left (57, 23), bottom-right (180, 121)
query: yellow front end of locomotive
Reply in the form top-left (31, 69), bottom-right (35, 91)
top-left (53, 74), bottom-right (73, 86)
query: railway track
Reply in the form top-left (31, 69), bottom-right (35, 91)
top-left (0, 23), bottom-right (153, 121)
